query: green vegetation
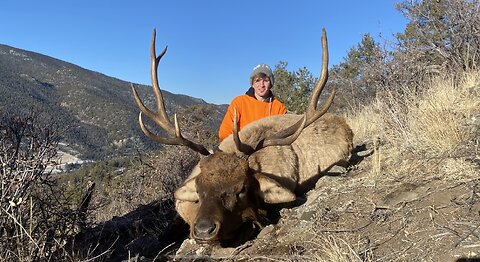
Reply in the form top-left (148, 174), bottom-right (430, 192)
top-left (273, 61), bottom-right (317, 114)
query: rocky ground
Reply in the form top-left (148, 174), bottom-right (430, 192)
top-left (172, 149), bottom-right (480, 261)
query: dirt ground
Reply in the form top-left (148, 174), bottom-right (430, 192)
top-left (173, 153), bottom-right (480, 261)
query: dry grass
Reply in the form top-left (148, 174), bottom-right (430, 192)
top-left (315, 71), bottom-right (480, 260)
top-left (347, 70), bottom-right (479, 182)
top-left (300, 234), bottom-right (366, 262)
top-left (407, 72), bottom-right (478, 155)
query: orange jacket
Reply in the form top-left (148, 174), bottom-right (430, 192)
top-left (218, 89), bottom-right (287, 142)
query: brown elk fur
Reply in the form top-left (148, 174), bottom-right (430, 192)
top-left (175, 113), bottom-right (353, 242)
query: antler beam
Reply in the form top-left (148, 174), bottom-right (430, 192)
top-left (131, 29), bottom-right (211, 156)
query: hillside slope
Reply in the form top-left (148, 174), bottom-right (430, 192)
top-left (0, 44), bottom-right (226, 160)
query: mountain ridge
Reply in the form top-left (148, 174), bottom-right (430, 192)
top-left (0, 43), bottom-right (226, 160)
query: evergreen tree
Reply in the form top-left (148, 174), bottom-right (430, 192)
top-left (330, 33), bottom-right (386, 109)
top-left (273, 62), bottom-right (316, 114)
top-left (273, 61), bottom-right (295, 111)
top-left (395, 0), bottom-right (480, 71)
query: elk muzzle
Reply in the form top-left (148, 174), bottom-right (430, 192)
top-left (193, 217), bottom-right (221, 242)
top-left (191, 197), bottom-right (224, 243)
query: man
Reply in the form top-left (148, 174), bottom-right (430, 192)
top-left (218, 64), bottom-right (287, 142)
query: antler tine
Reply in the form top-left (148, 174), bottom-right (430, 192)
top-left (131, 29), bottom-right (172, 134)
top-left (150, 29), bottom-right (173, 133)
top-left (261, 115), bottom-right (307, 147)
top-left (131, 28), bottom-right (211, 156)
top-left (307, 28), bottom-right (329, 114)
top-left (233, 107), bottom-right (241, 151)
top-left (304, 27), bottom-right (336, 127)
top-left (256, 28), bottom-right (335, 149)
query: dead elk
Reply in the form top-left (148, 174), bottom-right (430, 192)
top-left (131, 28), bottom-right (353, 245)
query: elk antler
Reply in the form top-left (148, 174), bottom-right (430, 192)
top-left (233, 28), bottom-right (335, 153)
top-left (131, 29), bottom-right (211, 156)
top-left (263, 28), bottom-right (336, 147)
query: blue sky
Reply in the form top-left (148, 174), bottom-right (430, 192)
top-left (0, 1), bottom-right (407, 105)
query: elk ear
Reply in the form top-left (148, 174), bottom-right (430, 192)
top-left (254, 173), bottom-right (296, 204)
top-left (174, 178), bottom-right (198, 202)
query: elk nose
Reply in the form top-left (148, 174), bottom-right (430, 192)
top-left (193, 218), bottom-right (217, 239)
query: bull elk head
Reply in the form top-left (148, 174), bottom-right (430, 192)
top-left (131, 28), bottom-right (335, 244)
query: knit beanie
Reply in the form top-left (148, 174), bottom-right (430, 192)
top-left (250, 64), bottom-right (274, 87)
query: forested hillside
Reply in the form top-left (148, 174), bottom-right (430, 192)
top-left (0, 45), bottom-right (226, 160)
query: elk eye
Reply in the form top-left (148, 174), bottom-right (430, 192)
top-left (238, 192), bottom-right (246, 199)
top-left (237, 186), bottom-right (247, 198)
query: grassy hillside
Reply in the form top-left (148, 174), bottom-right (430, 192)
top-left (348, 70), bottom-right (479, 182)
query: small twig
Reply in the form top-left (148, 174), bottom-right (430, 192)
top-left (460, 243), bottom-right (480, 249)
top-left (79, 235), bottom-right (119, 262)
top-left (453, 223), bottom-right (480, 248)
top-left (230, 240), bottom-right (254, 257)
top-left (437, 224), bottom-right (462, 238)
top-left (153, 242), bottom-right (175, 261)
top-left (317, 221), bottom-right (372, 233)
top-left (367, 217), bottom-right (408, 251)
top-left (1, 206), bottom-right (40, 249)
top-left (246, 256), bottom-right (284, 262)
top-left (430, 232), bottom-right (453, 239)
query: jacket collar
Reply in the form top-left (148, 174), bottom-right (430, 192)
top-left (245, 87), bottom-right (275, 102)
